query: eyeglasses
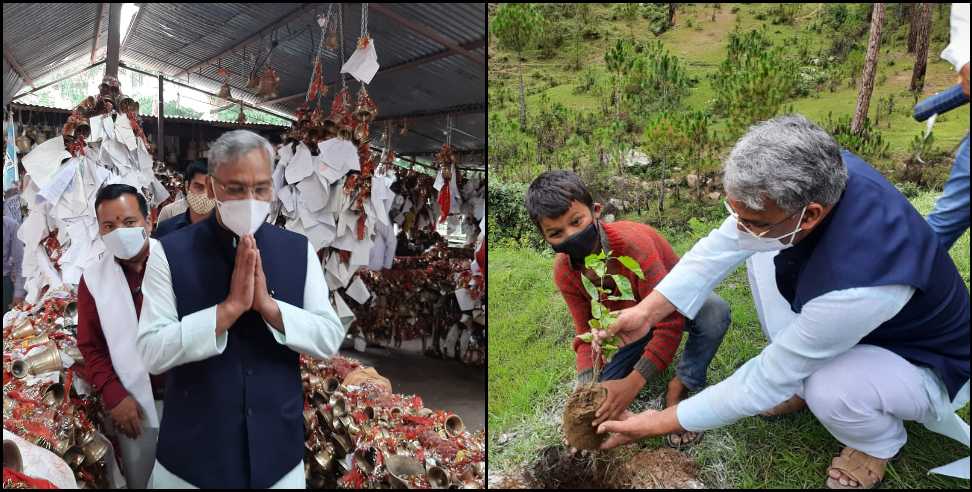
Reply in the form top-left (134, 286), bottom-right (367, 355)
top-left (212, 177), bottom-right (273, 200)
top-left (724, 200), bottom-right (802, 237)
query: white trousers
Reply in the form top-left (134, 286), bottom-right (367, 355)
top-left (748, 251), bottom-right (970, 467)
top-left (105, 400), bottom-right (163, 490)
top-left (148, 456), bottom-right (306, 488)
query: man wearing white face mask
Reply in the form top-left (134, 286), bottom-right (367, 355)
top-left (595, 115), bottom-right (970, 489)
top-left (136, 129), bottom-right (345, 488)
top-left (77, 184), bottom-right (165, 490)
top-left (154, 161), bottom-right (214, 237)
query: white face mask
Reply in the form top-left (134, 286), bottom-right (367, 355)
top-left (215, 197), bottom-right (270, 237)
top-left (102, 226), bottom-right (148, 260)
top-left (725, 200), bottom-right (807, 252)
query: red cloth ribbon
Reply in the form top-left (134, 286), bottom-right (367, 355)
top-left (3, 468), bottom-right (59, 489)
top-left (437, 184), bottom-right (450, 224)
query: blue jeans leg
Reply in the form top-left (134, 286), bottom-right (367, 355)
top-left (927, 134), bottom-right (970, 252)
top-left (598, 331), bottom-right (653, 382)
top-left (675, 293), bottom-right (732, 391)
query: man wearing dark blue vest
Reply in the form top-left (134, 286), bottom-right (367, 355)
top-left (594, 115), bottom-right (970, 489)
top-left (136, 129), bottom-right (345, 488)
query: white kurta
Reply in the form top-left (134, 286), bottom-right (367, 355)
top-left (655, 216), bottom-right (970, 478)
top-left (137, 237), bottom-right (347, 488)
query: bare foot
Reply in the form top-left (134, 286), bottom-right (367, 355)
top-left (665, 377), bottom-right (701, 447)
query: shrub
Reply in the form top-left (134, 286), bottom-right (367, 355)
top-left (825, 113), bottom-right (890, 161)
top-left (487, 180), bottom-right (546, 250)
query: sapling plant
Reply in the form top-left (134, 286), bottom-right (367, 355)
top-left (562, 249), bottom-right (645, 450)
top-left (575, 249), bottom-right (645, 382)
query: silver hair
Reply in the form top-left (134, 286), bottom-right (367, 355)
top-left (206, 130), bottom-right (275, 175)
top-left (722, 114), bottom-right (847, 213)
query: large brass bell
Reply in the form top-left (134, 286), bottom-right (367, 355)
top-left (427, 465), bottom-right (451, 489)
top-left (80, 434), bottom-right (110, 465)
top-left (217, 82), bottom-right (232, 100)
top-left (12, 342), bottom-right (62, 379)
top-left (385, 455), bottom-right (424, 489)
top-left (445, 414), bottom-right (465, 437)
top-left (10, 318), bottom-right (39, 339)
top-left (3, 440), bottom-right (22, 473)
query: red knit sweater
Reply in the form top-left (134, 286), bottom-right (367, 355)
top-left (553, 221), bottom-right (686, 375)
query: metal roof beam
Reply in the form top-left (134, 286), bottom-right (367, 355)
top-left (91, 3), bottom-right (106, 63)
top-left (174, 3), bottom-right (317, 78)
top-left (4, 47), bottom-right (35, 89)
top-left (370, 4), bottom-right (485, 67)
top-left (120, 2), bottom-right (147, 55)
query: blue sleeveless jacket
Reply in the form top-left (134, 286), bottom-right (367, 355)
top-left (775, 151), bottom-right (970, 400)
top-left (156, 212), bottom-right (308, 488)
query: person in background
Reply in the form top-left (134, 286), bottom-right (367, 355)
top-left (3, 205), bottom-right (26, 312)
top-left (927, 3), bottom-right (970, 250)
top-left (77, 184), bottom-right (165, 490)
top-left (154, 160), bottom-right (214, 237)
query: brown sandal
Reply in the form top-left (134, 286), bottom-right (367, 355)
top-left (825, 447), bottom-right (894, 489)
top-left (665, 430), bottom-right (704, 449)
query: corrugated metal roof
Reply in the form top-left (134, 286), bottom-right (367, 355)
top-left (4, 3), bottom-right (484, 155)
top-left (10, 102), bottom-right (290, 130)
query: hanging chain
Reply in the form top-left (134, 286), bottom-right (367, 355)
top-left (445, 114), bottom-right (454, 147)
top-left (306, 3), bottom-right (331, 104)
top-left (361, 3), bottom-right (369, 38)
top-left (339, 3), bottom-right (347, 90)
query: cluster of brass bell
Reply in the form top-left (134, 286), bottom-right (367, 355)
top-left (62, 428), bottom-right (111, 471)
top-left (301, 372), bottom-right (483, 488)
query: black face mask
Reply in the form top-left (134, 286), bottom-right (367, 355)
top-left (551, 220), bottom-right (599, 265)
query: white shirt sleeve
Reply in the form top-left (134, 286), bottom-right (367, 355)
top-left (676, 284), bottom-right (916, 432)
top-left (263, 242), bottom-right (347, 358)
top-left (655, 216), bottom-right (754, 319)
top-left (941, 3), bottom-right (971, 71)
top-left (137, 239), bottom-right (228, 375)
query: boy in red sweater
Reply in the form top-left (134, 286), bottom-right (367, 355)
top-left (526, 171), bottom-right (731, 447)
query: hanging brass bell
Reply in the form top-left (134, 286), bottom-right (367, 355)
top-left (217, 82), bottom-right (232, 100)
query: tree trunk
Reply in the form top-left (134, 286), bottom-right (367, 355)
top-left (907, 3), bottom-right (919, 53)
top-left (518, 62), bottom-right (526, 128)
top-left (851, 4), bottom-right (885, 136)
top-left (910, 3), bottom-right (932, 92)
top-left (667, 4), bottom-right (677, 29)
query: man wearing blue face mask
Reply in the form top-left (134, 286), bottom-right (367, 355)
top-left (595, 115), bottom-right (970, 489)
top-left (78, 184), bottom-right (165, 490)
top-left (136, 129), bottom-right (345, 488)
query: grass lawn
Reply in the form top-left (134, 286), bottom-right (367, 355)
top-left (488, 190), bottom-right (971, 488)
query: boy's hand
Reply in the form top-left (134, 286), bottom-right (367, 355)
top-left (593, 371), bottom-right (645, 427)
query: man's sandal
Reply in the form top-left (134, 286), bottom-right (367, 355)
top-left (759, 395), bottom-right (807, 420)
top-left (825, 447), bottom-right (898, 489)
top-left (665, 430), bottom-right (704, 449)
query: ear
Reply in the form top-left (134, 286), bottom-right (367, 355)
top-left (801, 203), bottom-right (827, 230)
top-left (206, 176), bottom-right (216, 200)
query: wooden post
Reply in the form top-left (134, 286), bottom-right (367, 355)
top-left (105, 3), bottom-right (122, 78)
